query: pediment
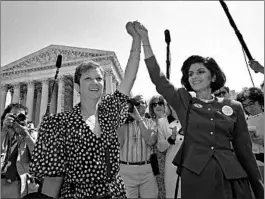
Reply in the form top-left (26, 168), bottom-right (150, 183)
top-left (1, 44), bottom-right (114, 72)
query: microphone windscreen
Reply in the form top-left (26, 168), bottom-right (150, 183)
top-left (164, 29), bottom-right (171, 44)
top-left (56, 55), bottom-right (62, 68)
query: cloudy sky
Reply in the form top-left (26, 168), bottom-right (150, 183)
top-left (1, 1), bottom-right (264, 100)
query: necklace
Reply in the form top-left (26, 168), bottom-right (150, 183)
top-left (197, 95), bottom-right (215, 103)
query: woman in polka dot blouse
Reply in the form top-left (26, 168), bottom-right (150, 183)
top-left (29, 21), bottom-right (141, 199)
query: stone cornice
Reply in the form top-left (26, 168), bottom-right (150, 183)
top-left (1, 55), bottom-right (123, 81)
top-left (108, 53), bottom-right (124, 81)
top-left (1, 45), bottom-right (114, 71)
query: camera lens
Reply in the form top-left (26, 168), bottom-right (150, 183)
top-left (17, 113), bottom-right (26, 122)
top-left (127, 100), bottom-right (134, 113)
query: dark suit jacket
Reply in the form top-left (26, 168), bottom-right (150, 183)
top-left (145, 56), bottom-right (264, 198)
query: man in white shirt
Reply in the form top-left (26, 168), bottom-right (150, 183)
top-left (117, 95), bottom-right (158, 198)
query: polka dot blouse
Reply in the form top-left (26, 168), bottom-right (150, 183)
top-left (29, 90), bottom-right (129, 199)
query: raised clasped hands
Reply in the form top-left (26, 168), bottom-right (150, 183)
top-left (126, 21), bottom-right (140, 39)
top-left (133, 21), bottom-right (148, 39)
top-left (126, 21), bottom-right (149, 40)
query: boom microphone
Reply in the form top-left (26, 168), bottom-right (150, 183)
top-left (164, 29), bottom-right (171, 79)
top-left (56, 55), bottom-right (62, 68)
top-left (45, 55), bottom-right (63, 116)
top-left (164, 29), bottom-right (171, 44)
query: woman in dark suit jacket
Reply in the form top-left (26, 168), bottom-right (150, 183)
top-left (131, 21), bottom-right (264, 199)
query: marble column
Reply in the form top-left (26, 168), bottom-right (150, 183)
top-left (39, 78), bottom-right (49, 123)
top-left (112, 76), bottom-right (117, 92)
top-left (57, 76), bottom-right (65, 113)
top-left (12, 83), bottom-right (21, 103)
top-left (35, 88), bottom-right (42, 127)
top-left (49, 80), bottom-right (58, 114)
top-left (0, 84), bottom-right (8, 115)
top-left (26, 81), bottom-right (35, 121)
top-left (73, 77), bottom-right (80, 107)
top-left (105, 70), bottom-right (113, 94)
top-left (20, 84), bottom-right (27, 107)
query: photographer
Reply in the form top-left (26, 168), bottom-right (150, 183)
top-left (1, 103), bottom-right (37, 198)
top-left (117, 95), bottom-right (158, 198)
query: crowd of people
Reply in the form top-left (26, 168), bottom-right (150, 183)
top-left (1, 21), bottom-right (264, 199)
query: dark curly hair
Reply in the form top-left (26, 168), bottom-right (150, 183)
top-left (181, 55), bottom-right (226, 92)
top-left (236, 87), bottom-right (264, 114)
top-left (1, 103), bottom-right (28, 130)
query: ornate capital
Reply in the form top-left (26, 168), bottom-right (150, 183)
top-left (104, 69), bottom-right (113, 77)
top-left (13, 82), bottom-right (21, 89)
top-left (0, 84), bottom-right (8, 91)
top-left (112, 75), bottom-right (117, 82)
top-left (26, 80), bottom-right (35, 88)
top-left (57, 75), bottom-right (65, 83)
top-left (41, 78), bottom-right (50, 85)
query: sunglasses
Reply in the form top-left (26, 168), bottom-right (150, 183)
top-left (214, 91), bottom-right (227, 97)
top-left (134, 101), bottom-right (146, 107)
top-left (152, 101), bottom-right (164, 107)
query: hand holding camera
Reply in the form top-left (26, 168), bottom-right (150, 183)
top-left (127, 99), bottom-right (143, 122)
top-left (3, 112), bottom-right (28, 138)
top-left (128, 106), bottom-right (142, 122)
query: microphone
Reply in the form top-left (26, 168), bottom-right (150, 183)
top-left (56, 55), bottom-right (62, 68)
top-left (164, 29), bottom-right (171, 44)
top-left (164, 29), bottom-right (171, 79)
top-left (45, 55), bottom-right (63, 117)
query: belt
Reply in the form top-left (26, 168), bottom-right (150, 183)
top-left (120, 160), bottom-right (150, 165)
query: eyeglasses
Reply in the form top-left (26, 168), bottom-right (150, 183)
top-left (242, 101), bottom-right (256, 108)
top-left (134, 101), bottom-right (146, 107)
top-left (152, 101), bottom-right (164, 107)
top-left (214, 91), bottom-right (227, 97)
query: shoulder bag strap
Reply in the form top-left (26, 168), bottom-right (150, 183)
top-left (105, 147), bottom-right (111, 181)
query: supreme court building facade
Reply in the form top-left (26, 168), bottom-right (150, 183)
top-left (0, 45), bottom-right (124, 127)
